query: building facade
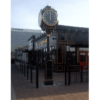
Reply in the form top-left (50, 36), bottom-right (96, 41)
top-left (11, 28), bottom-right (42, 52)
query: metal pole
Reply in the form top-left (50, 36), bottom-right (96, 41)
top-left (81, 66), bottom-right (83, 83)
top-left (20, 61), bottom-right (21, 71)
top-left (65, 64), bottom-right (66, 86)
top-left (20, 62), bottom-right (21, 72)
top-left (68, 62), bottom-right (70, 86)
top-left (31, 65), bottom-right (32, 83)
top-left (64, 42), bottom-right (66, 86)
top-left (21, 62), bottom-right (22, 74)
top-left (36, 63), bottom-right (38, 88)
top-left (47, 35), bottom-right (50, 60)
top-left (27, 64), bottom-right (28, 80)
top-left (22, 63), bottom-right (23, 75)
top-left (24, 63), bottom-right (25, 76)
top-left (25, 63), bottom-right (26, 76)
top-left (67, 46), bottom-right (70, 86)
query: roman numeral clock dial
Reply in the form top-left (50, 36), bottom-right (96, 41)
top-left (43, 10), bottom-right (58, 26)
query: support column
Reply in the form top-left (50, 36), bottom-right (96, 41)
top-left (75, 46), bottom-right (79, 71)
top-left (75, 46), bottom-right (77, 64)
top-left (77, 46), bottom-right (79, 63)
top-left (44, 33), bottom-right (53, 85)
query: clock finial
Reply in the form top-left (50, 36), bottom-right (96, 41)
top-left (47, 4), bottom-right (49, 6)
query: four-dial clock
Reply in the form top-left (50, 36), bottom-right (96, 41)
top-left (43, 10), bottom-right (58, 26)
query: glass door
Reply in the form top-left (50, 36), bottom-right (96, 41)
top-left (57, 45), bottom-right (63, 71)
top-left (79, 51), bottom-right (89, 70)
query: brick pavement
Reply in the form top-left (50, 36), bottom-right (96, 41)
top-left (11, 64), bottom-right (89, 100)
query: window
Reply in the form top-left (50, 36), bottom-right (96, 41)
top-left (52, 55), bottom-right (54, 60)
top-left (58, 46), bottom-right (63, 63)
top-left (51, 46), bottom-right (55, 54)
top-left (58, 33), bottom-right (65, 40)
top-left (80, 53), bottom-right (85, 62)
top-left (45, 48), bottom-right (47, 52)
top-left (50, 47), bottom-right (52, 51)
top-left (43, 48), bottom-right (45, 53)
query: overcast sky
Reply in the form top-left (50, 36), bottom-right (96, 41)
top-left (11, 0), bottom-right (89, 30)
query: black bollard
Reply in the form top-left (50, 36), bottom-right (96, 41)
top-left (24, 63), bottom-right (25, 77)
top-left (20, 62), bottom-right (21, 72)
top-left (20, 62), bottom-right (21, 71)
top-left (36, 63), bottom-right (38, 88)
top-left (22, 63), bottom-right (23, 75)
top-left (21, 63), bottom-right (22, 73)
top-left (27, 64), bottom-right (28, 80)
top-left (31, 65), bottom-right (32, 83)
top-left (68, 63), bottom-right (70, 86)
top-left (81, 66), bottom-right (83, 83)
top-left (65, 64), bottom-right (66, 86)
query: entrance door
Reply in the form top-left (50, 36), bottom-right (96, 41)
top-left (79, 51), bottom-right (89, 70)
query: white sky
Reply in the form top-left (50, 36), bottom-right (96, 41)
top-left (11, 0), bottom-right (89, 30)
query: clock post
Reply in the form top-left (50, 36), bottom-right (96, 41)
top-left (38, 5), bottom-right (58, 85)
top-left (45, 31), bottom-right (53, 85)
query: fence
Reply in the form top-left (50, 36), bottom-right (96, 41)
top-left (65, 63), bottom-right (89, 86)
top-left (14, 60), bottom-right (88, 88)
top-left (14, 60), bottom-right (39, 88)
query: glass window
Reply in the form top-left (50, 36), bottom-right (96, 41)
top-left (68, 34), bottom-right (71, 40)
top-left (80, 53), bottom-right (85, 62)
top-left (70, 52), bottom-right (75, 64)
top-left (66, 46), bottom-right (70, 51)
top-left (58, 46), bottom-right (63, 63)
top-left (70, 47), bottom-right (75, 51)
top-left (58, 33), bottom-right (65, 40)
top-left (50, 47), bottom-right (52, 51)
top-left (52, 54), bottom-right (54, 60)
top-left (51, 46), bottom-right (55, 54)
top-left (52, 46), bottom-right (54, 50)
top-left (45, 48), bottom-right (47, 52)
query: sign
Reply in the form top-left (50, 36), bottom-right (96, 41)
top-left (36, 39), bottom-right (47, 47)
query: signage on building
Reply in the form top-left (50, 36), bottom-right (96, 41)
top-left (36, 39), bottom-right (47, 47)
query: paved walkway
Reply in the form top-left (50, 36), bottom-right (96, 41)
top-left (11, 64), bottom-right (89, 100)
top-left (11, 82), bottom-right (17, 100)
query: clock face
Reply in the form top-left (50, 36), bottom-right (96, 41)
top-left (38, 10), bottom-right (42, 27)
top-left (43, 10), bottom-right (58, 26)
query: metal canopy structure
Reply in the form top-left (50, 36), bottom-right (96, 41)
top-left (33, 25), bottom-right (89, 47)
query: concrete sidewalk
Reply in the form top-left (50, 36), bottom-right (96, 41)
top-left (11, 64), bottom-right (89, 100)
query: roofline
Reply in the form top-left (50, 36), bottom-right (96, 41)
top-left (11, 28), bottom-right (42, 32)
top-left (11, 25), bottom-right (89, 32)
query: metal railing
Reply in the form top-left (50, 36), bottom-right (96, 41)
top-left (14, 59), bottom-right (88, 88)
top-left (14, 59), bottom-right (39, 89)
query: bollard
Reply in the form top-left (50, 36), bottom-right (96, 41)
top-left (65, 64), bottom-right (66, 86)
top-left (24, 63), bottom-right (25, 77)
top-left (19, 61), bottom-right (20, 71)
top-left (21, 62), bottom-right (22, 73)
top-left (81, 66), bottom-right (83, 83)
top-left (31, 65), bottom-right (32, 83)
top-left (20, 62), bottom-right (21, 73)
top-left (36, 64), bottom-right (38, 88)
top-left (20, 62), bottom-right (21, 72)
top-left (27, 64), bottom-right (28, 80)
top-left (22, 63), bottom-right (23, 75)
top-left (68, 63), bottom-right (70, 86)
